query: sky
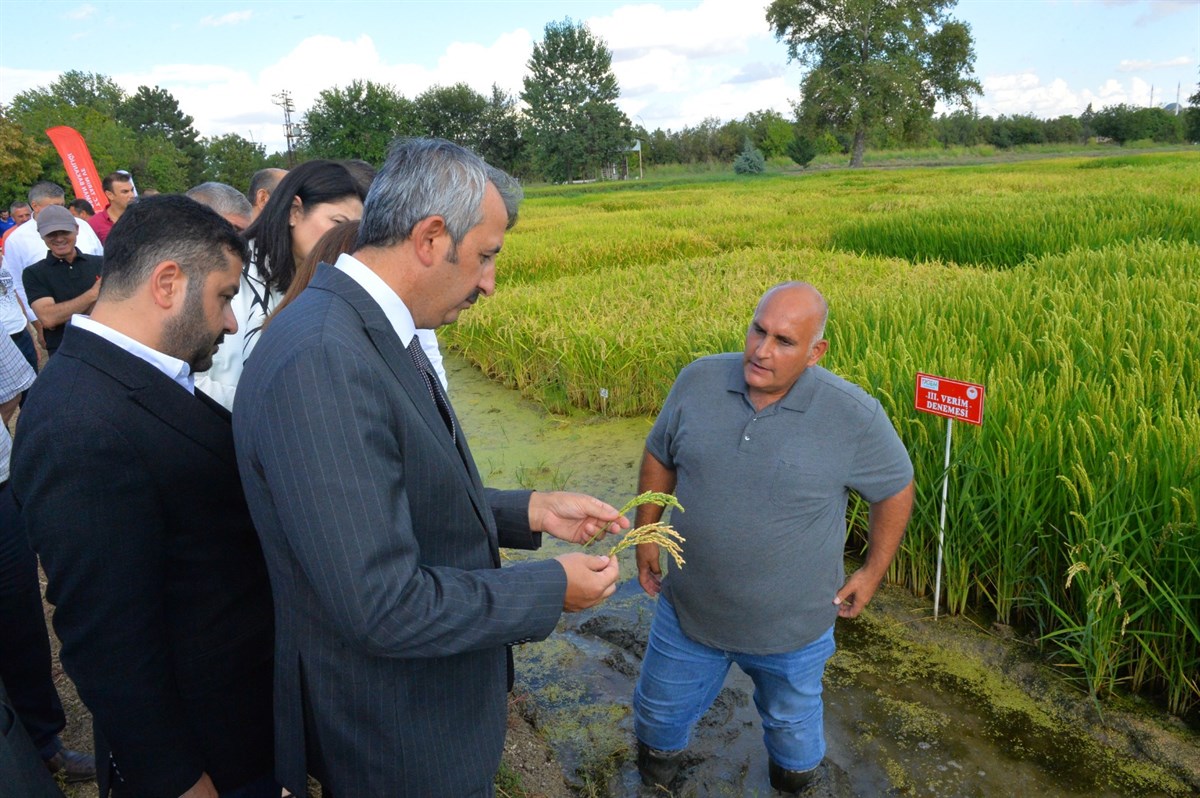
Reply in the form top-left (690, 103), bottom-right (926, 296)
top-left (0, 0), bottom-right (1197, 155)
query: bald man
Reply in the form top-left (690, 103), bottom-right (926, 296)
top-left (631, 282), bottom-right (915, 794)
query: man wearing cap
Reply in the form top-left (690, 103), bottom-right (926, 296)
top-left (20, 206), bottom-right (103, 357)
top-left (4, 184), bottom-right (104, 348)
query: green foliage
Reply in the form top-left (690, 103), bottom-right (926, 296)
top-left (441, 154), bottom-right (1200, 715)
top-left (1185, 108), bottom-right (1200, 144)
top-left (0, 107), bottom-right (50, 204)
top-left (733, 138), bottom-right (766, 174)
top-left (521, 18), bottom-right (631, 182)
top-left (1091, 104), bottom-right (1184, 144)
top-left (301, 80), bottom-right (419, 163)
top-left (476, 85), bottom-right (529, 177)
top-left (415, 83), bottom-right (487, 148)
top-left (767, 0), bottom-right (981, 166)
top-left (785, 133), bottom-right (816, 167)
top-left (830, 164), bottom-right (1199, 268)
top-left (118, 85), bottom-right (205, 184)
top-left (201, 133), bottom-right (267, 191)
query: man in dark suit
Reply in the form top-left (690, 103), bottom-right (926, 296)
top-left (11, 195), bottom-right (276, 798)
top-left (235, 138), bottom-right (626, 797)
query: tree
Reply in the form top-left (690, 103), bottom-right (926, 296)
top-left (118, 86), bottom-right (205, 183)
top-left (767, 0), bottom-right (981, 167)
top-left (1187, 76), bottom-right (1200, 144)
top-left (521, 19), bottom-right (631, 182)
top-left (10, 70), bottom-right (125, 120)
top-left (733, 137), bottom-right (767, 174)
top-left (785, 133), bottom-right (817, 167)
top-left (301, 80), bottom-right (420, 163)
top-left (475, 85), bottom-right (528, 177)
top-left (0, 106), bottom-right (50, 203)
top-left (415, 83), bottom-right (487, 149)
top-left (6, 70), bottom-right (190, 193)
top-left (201, 133), bottom-right (267, 190)
top-left (1091, 104), bottom-right (1183, 144)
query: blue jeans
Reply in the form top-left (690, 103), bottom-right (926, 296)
top-left (633, 597), bottom-right (835, 772)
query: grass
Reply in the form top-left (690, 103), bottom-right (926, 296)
top-left (443, 151), bottom-right (1200, 716)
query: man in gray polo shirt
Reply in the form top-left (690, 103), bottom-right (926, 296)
top-left (632, 281), bottom-right (914, 794)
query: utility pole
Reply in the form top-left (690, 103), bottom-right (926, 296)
top-left (272, 90), bottom-right (301, 166)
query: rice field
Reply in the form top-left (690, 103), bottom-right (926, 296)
top-left (442, 152), bottom-right (1200, 716)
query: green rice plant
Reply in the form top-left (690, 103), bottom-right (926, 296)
top-left (448, 156), bottom-right (1200, 714)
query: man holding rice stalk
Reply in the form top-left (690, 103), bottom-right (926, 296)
top-left (633, 281), bottom-right (915, 794)
top-left (235, 138), bottom-right (628, 797)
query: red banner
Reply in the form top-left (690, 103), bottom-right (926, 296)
top-left (45, 126), bottom-right (107, 211)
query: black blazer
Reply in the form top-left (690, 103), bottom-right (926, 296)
top-left (11, 326), bottom-right (273, 797)
top-left (235, 265), bottom-right (568, 797)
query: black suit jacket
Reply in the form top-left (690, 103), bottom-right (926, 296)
top-left (11, 326), bottom-right (273, 797)
top-left (235, 264), bottom-right (568, 797)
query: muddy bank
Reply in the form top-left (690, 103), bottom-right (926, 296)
top-left (449, 354), bottom-right (1200, 797)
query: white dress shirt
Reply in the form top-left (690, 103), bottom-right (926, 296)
top-left (195, 251), bottom-right (447, 412)
top-left (331, 253), bottom-right (446, 389)
top-left (71, 315), bottom-right (194, 394)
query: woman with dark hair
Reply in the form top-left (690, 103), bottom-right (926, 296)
top-left (196, 159), bottom-right (371, 409)
top-left (264, 220), bottom-right (446, 388)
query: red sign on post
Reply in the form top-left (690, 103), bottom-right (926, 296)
top-left (915, 372), bottom-right (985, 426)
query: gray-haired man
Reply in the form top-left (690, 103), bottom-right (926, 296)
top-left (235, 138), bottom-right (628, 797)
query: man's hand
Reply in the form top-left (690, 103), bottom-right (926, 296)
top-left (636, 542), bottom-right (662, 596)
top-left (179, 772), bottom-right (218, 798)
top-left (529, 491), bottom-right (630, 545)
top-left (835, 481), bottom-right (914, 618)
top-left (833, 568), bottom-right (884, 618)
top-left (555, 552), bottom-right (620, 611)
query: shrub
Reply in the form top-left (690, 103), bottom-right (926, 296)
top-left (786, 134), bottom-right (816, 167)
top-left (733, 138), bottom-right (766, 174)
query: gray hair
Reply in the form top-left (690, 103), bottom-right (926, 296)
top-left (9, 201), bottom-right (31, 214)
top-left (357, 138), bottom-right (522, 251)
top-left (187, 182), bottom-right (253, 220)
top-left (28, 181), bottom-right (65, 206)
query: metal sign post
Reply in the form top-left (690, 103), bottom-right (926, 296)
top-left (914, 373), bottom-right (986, 619)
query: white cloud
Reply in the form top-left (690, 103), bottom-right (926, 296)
top-left (64, 4), bottom-right (96, 21)
top-left (433, 29), bottom-right (535, 96)
top-left (589, 0), bottom-right (773, 60)
top-left (1117, 56), bottom-right (1192, 72)
top-left (1100, 0), bottom-right (1197, 26)
top-left (977, 71), bottom-right (1158, 117)
top-left (200, 11), bottom-right (253, 27)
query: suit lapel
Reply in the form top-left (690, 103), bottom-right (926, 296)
top-left (310, 266), bottom-right (497, 536)
top-left (57, 327), bottom-right (235, 466)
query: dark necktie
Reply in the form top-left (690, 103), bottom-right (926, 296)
top-left (408, 336), bottom-right (456, 443)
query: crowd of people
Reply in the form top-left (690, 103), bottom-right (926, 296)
top-left (0, 138), bottom-right (913, 798)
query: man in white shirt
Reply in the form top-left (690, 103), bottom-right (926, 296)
top-left (3, 182), bottom-right (104, 344)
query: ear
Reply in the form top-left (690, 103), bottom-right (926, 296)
top-left (149, 261), bottom-right (186, 309)
top-left (289, 196), bottom-right (303, 228)
top-left (410, 215), bottom-right (448, 267)
top-left (807, 339), bottom-right (829, 367)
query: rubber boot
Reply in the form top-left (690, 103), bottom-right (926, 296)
top-left (636, 740), bottom-right (682, 789)
top-left (769, 758), bottom-right (819, 794)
